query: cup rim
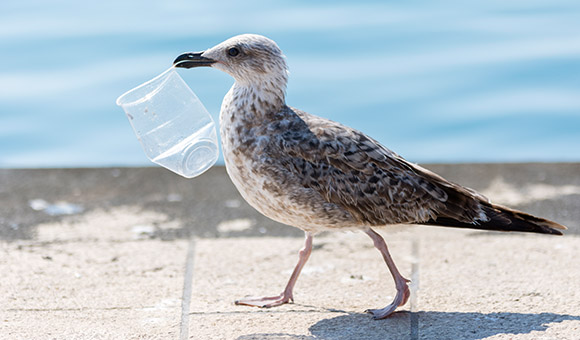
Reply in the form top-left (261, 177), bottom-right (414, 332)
top-left (115, 66), bottom-right (177, 107)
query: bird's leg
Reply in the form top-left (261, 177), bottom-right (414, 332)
top-left (235, 231), bottom-right (313, 308)
top-left (364, 228), bottom-right (410, 319)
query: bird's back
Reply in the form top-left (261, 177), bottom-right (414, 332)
top-left (221, 104), bottom-right (565, 235)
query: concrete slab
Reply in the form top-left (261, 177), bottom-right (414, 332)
top-left (1, 206), bottom-right (189, 339)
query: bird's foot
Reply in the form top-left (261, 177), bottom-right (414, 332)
top-left (366, 280), bottom-right (411, 319)
top-left (235, 292), bottom-right (293, 308)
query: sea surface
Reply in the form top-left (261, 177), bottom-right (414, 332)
top-left (1, 0), bottom-right (579, 168)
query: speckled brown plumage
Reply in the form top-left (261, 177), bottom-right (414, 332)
top-left (174, 34), bottom-right (566, 319)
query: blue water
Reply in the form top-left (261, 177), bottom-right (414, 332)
top-left (1, 0), bottom-right (579, 168)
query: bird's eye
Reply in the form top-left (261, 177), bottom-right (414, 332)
top-left (227, 47), bottom-right (240, 57)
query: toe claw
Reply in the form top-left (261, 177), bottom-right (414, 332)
top-left (365, 305), bottom-right (398, 319)
top-left (235, 292), bottom-right (292, 308)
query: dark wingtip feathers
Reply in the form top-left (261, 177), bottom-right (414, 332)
top-left (421, 203), bottom-right (566, 236)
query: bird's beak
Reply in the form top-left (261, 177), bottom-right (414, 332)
top-left (173, 52), bottom-right (216, 69)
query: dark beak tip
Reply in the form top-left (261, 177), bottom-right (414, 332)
top-left (173, 59), bottom-right (191, 68)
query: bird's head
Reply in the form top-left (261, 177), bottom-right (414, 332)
top-left (174, 34), bottom-right (288, 89)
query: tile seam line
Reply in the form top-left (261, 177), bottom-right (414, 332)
top-left (180, 237), bottom-right (196, 340)
top-left (410, 237), bottom-right (420, 340)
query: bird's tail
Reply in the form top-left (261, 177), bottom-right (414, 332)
top-left (421, 203), bottom-right (566, 235)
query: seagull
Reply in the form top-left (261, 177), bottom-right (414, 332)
top-left (174, 34), bottom-right (566, 319)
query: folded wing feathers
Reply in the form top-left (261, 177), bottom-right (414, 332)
top-left (279, 107), bottom-right (564, 233)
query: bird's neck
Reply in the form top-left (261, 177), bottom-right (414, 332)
top-left (228, 79), bottom-right (286, 116)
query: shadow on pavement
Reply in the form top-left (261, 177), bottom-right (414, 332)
top-left (235, 311), bottom-right (580, 340)
top-left (2, 164), bottom-right (578, 242)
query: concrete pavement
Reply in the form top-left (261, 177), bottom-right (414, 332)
top-left (1, 164), bottom-right (579, 339)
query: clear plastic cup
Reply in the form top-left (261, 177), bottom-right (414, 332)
top-left (116, 67), bottom-right (218, 178)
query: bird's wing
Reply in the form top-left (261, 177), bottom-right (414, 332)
top-left (275, 107), bottom-right (491, 226)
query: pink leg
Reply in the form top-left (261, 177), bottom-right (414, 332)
top-left (365, 228), bottom-right (410, 319)
top-left (235, 232), bottom-right (313, 308)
